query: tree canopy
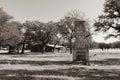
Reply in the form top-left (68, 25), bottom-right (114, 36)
top-left (57, 10), bottom-right (91, 54)
top-left (94, 0), bottom-right (120, 39)
top-left (0, 8), bottom-right (13, 26)
top-left (0, 21), bottom-right (23, 47)
top-left (0, 8), bottom-right (92, 54)
top-left (23, 21), bottom-right (59, 53)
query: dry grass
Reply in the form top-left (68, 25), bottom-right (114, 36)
top-left (0, 49), bottom-right (120, 80)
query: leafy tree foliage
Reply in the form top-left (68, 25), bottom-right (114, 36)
top-left (0, 8), bottom-right (13, 45)
top-left (94, 0), bottom-right (120, 38)
top-left (0, 8), bottom-right (13, 26)
top-left (23, 21), bottom-right (58, 53)
top-left (0, 21), bottom-right (23, 53)
top-left (57, 10), bottom-right (91, 54)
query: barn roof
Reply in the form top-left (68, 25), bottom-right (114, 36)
top-left (46, 44), bottom-right (63, 48)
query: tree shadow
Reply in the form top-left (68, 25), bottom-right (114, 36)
top-left (0, 60), bottom-right (75, 65)
top-left (0, 52), bottom-right (19, 55)
top-left (90, 58), bottom-right (120, 65)
top-left (0, 67), bottom-right (120, 80)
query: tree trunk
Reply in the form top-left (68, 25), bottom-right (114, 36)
top-left (53, 44), bottom-right (57, 53)
top-left (0, 43), bottom-right (1, 50)
top-left (41, 46), bottom-right (44, 54)
top-left (41, 43), bottom-right (47, 54)
top-left (17, 49), bottom-right (19, 54)
top-left (86, 48), bottom-right (90, 65)
top-left (8, 45), bottom-right (12, 54)
top-left (21, 40), bottom-right (25, 54)
top-left (69, 39), bottom-right (72, 54)
top-left (16, 46), bottom-right (20, 54)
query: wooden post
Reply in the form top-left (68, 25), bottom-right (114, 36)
top-left (73, 20), bottom-right (89, 65)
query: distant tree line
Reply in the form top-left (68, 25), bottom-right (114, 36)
top-left (90, 41), bottom-right (120, 50)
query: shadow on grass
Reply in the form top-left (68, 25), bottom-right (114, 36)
top-left (0, 52), bottom-right (23, 55)
top-left (0, 60), bottom-right (75, 65)
top-left (0, 59), bottom-right (120, 80)
top-left (0, 52), bottom-right (120, 79)
top-left (1, 58), bottom-right (120, 66)
top-left (0, 67), bottom-right (120, 80)
top-left (90, 58), bottom-right (120, 65)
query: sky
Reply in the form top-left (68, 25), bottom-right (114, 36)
top-left (0, 0), bottom-right (119, 43)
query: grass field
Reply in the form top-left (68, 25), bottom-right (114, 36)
top-left (0, 49), bottom-right (120, 80)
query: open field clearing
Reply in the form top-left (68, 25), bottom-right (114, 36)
top-left (0, 49), bottom-right (120, 80)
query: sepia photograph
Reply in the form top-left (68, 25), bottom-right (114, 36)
top-left (0, 0), bottom-right (120, 80)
